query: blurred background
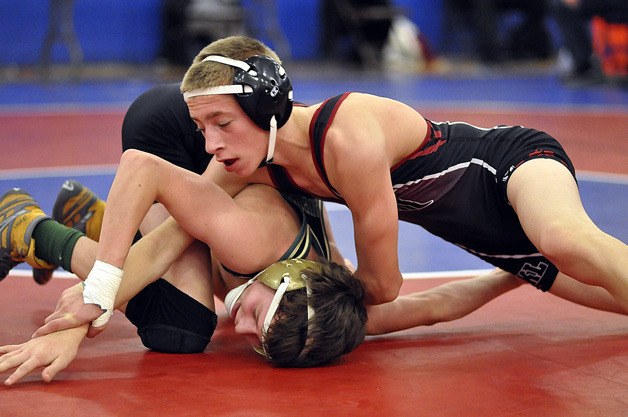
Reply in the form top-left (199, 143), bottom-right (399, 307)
top-left (0, 0), bottom-right (626, 85)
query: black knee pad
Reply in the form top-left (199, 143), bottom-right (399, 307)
top-left (138, 312), bottom-right (217, 354)
top-left (126, 278), bottom-right (219, 353)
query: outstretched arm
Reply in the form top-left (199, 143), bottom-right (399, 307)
top-left (366, 269), bottom-right (523, 335)
top-left (1, 218), bottom-right (198, 385)
top-left (35, 215), bottom-right (197, 337)
top-left (0, 325), bottom-right (88, 386)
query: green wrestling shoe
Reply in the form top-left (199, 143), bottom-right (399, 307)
top-left (52, 180), bottom-right (105, 242)
top-left (0, 188), bottom-right (55, 284)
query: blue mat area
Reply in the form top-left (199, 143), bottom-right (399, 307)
top-left (1, 171), bottom-right (625, 274)
top-left (1, 73), bottom-right (627, 111)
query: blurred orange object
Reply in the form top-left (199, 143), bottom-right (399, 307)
top-left (592, 16), bottom-right (628, 76)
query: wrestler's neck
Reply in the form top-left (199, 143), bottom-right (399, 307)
top-left (272, 107), bottom-right (312, 168)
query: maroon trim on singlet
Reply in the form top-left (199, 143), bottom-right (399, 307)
top-left (267, 164), bottom-right (329, 200)
top-left (308, 93), bottom-right (350, 199)
top-left (267, 94), bottom-right (350, 204)
top-left (390, 119), bottom-right (440, 172)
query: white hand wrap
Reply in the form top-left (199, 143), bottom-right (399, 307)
top-left (83, 260), bottom-right (124, 328)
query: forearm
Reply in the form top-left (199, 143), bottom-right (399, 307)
top-left (96, 149), bottom-right (163, 268)
top-left (353, 219), bottom-right (402, 304)
top-left (114, 218), bottom-right (194, 307)
top-left (366, 269), bottom-right (523, 335)
top-left (351, 194), bottom-right (403, 304)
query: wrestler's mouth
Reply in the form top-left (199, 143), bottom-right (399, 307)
top-left (223, 159), bottom-right (236, 167)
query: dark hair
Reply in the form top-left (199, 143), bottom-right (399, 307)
top-left (262, 260), bottom-right (367, 367)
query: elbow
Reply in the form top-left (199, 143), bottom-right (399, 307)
top-left (119, 149), bottom-right (156, 173)
top-left (366, 277), bottom-right (402, 305)
top-left (365, 320), bottom-right (384, 335)
top-left (375, 288), bottom-right (399, 305)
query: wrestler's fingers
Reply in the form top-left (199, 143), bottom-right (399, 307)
top-left (41, 355), bottom-right (73, 383)
top-left (0, 344), bottom-right (22, 355)
top-left (36, 303), bottom-right (104, 338)
top-left (43, 309), bottom-right (67, 324)
top-left (3, 356), bottom-right (40, 386)
top-left (0, 352), bottom-right (20, 372)
top-left (32, 317), bottom-right (76, 338)
top-left (0, 347), bottom-right (29, 369)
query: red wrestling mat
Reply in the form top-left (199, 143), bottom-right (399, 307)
top-left (2, 109), bottom-right (627, 175)
top-left (1, 275), bottom-right (626, 417)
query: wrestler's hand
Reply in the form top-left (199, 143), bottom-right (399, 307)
top-left (0, 325), bottom-right (87, 385)
top-left (32, 283), bottom-right (105, 339)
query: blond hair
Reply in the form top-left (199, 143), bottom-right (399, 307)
top-left (181, 36), bottom-right (281, 93)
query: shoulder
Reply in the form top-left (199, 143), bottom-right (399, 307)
top-left (130, 83), bottom-right (184, 108)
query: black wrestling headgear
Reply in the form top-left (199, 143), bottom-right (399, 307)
top-left (183, 55), bottom-right (293, 164)
top-left (184, 55), bottom-right (293, 131)
top-left (232, 55), bottom-right (293, 131)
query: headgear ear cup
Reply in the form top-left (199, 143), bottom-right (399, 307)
top-left (183, 54), bottom-right (294, 164)
top-left (233, 55), bottom-right (293, 131)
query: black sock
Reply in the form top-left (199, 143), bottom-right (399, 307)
top-left (32, 220), bottom-right (84, 272)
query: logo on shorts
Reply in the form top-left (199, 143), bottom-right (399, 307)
top-left (502, 165), bottom-right (515, 183)
top-left (517, 261), bottom-right (549, 286)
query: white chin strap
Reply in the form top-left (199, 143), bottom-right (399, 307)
top-left (262, 276), bottom-right (315, 341)
top-left (266, 116), bottom-right (277, 164)
top-left (182, 54), bottom-right (279, 165)
top-left (224, 278), bottom-right (255, 318)
top-left (225, 273), bottom-right (315, 359)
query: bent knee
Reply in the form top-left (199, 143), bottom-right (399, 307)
top-left (138, 321), bottom-right (217, 354)
top-left (137, 309), bottom-right (218, 354)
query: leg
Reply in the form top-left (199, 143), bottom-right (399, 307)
top-left (29, 182), bottom-right (218, 350)
top-left (59, 183), bottom-right (214, 313)
top-left (136, 202), bottom-right (214, 312)
top-left (507, 158), bottom-right (628, 311)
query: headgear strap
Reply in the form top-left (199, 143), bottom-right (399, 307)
top-left (182, 54), bottom-right (293, 164)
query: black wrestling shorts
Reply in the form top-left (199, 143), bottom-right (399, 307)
top-left (126, 278), bottom-right (218, 353)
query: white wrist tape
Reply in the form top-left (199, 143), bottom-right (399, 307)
top-left (83, 260), bottom-right (124, 328)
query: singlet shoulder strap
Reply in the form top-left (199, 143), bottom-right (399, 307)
top-left (309, 93), bottom-right (350, 199)
top-left (267, 164), bottom-right (302, 195)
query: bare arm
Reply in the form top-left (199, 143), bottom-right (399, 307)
top-left (0, 325), bottom-right (88, 385)
top-left (96, 150), bottom-right (241, 269)
top-left (116, 217), bottom-right (195, 305)
top-left (34, 216), bottom-right (197, 337)
top-left (366, 269), bottom-right (524, 335)
top-left (0, 218), bottom-right (197, 386)
top-left (330, 128), bottom-right (403, 305)
top-left (349, 181), bottom-right (402, 304)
